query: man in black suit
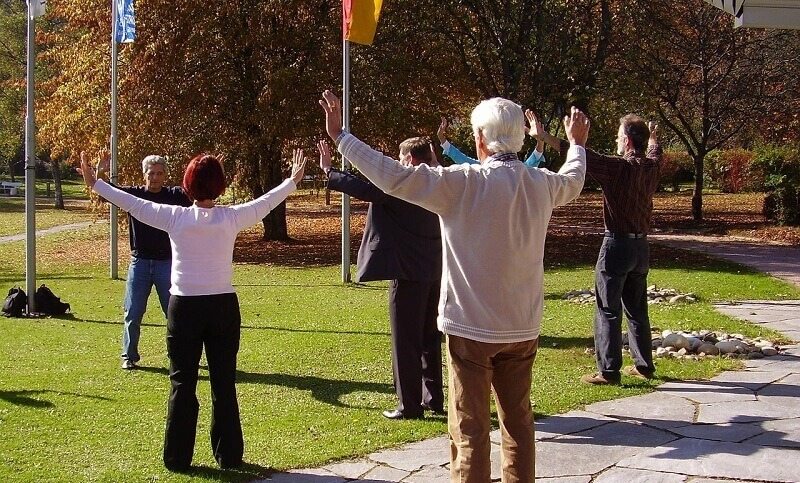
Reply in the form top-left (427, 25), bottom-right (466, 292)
top-left (318, 137), bottom-right (444, 420)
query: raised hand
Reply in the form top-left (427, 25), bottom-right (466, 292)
top-left (437, 117), bottom-right (449, 145)
top-left (77, 151), bottom-right (98, 188)
top-left (563, 107), bottom-right (590, 147)
top-left (525, 109), bottom-right (544, 140)
top-left (96, 148), bottom-right (111, 175)
top-left (290, 148), bottom-right (308, 186)
top-left (317, 139), bottom-right (333, 174)
top-left (318, 90), bottom-right (344, 141)
top-left (648, 121), bottom-right (659, 145)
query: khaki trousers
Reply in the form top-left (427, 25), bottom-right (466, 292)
top-left (447, 334), bottom-right (539, 483)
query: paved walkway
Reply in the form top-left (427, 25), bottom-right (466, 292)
top-left (256, 237), bottom-right (800, 482)
top-left (0, 221), bottom-right (99, 244)
top-left (650, 234), bottom-right (800, 288)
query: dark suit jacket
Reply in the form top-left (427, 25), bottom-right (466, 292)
top-left (327, 168), bottom-right (442, 283)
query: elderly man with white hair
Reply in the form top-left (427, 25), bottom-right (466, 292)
top-left (97, 152), bottom-right (192, 370)
top-left (319, 91), bottom-right (589, 482)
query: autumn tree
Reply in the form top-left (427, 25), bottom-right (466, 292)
top-left (428, 0), bottom-right (614, 125)
top-left (618, 0), bottom-right (793, 221)
top-left (0, 1), bottom-right (26, 180)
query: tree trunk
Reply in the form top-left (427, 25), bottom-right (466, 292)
top-left (261, 151), bottom-right (289, 241)
top-left (692, 154), bottom-right (704, 222)
top-left (51, 157), bottom-right (64, 209)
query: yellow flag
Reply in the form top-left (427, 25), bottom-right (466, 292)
top-left (343, 0), bottom-right (384, 45)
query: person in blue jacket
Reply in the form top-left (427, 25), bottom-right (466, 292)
top-left (437, 112), bottom-right (548, 167)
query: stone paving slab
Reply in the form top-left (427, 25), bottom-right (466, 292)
top-left (656, 380), bottom-right (756, 403)
top-left (585, 392), bottom-right (696, 429)
top-left (533, 410), bottom-right (616, 441)
top-left (256, 468), bottom-right (347, 482)
top-left (745, 418), bottom-right (800, 448)
top-left (535, 421), bottom-right (677, 478)
top-left (323, 460), bottom-right (377, 479)
top-left (697, 399), bottom-right (800, 424)
top-left (403, 465), bottom-right (450, 482)
top-left (669, 422), bottom-right (765, 443)
top-left (617, 438), bottom-right (798, 482)
top-left (710, 369), bottom-right (792, 391)
top-left (537, 477), bottom-right (591, 483)
top-left (361, 465), bottom-right (409, 481)
top-left (594, 467), bottom-right (687, 482)
top-left (367, 442), bottom-right (447, 472)
top-left (689, 479), bottom-right (767, 483)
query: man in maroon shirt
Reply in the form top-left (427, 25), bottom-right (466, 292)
top-left (535, 113), bottom-right (661, 385)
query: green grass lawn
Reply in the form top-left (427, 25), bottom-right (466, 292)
top-left (0, 227), bottom-right (798, 482)
top-left (1, 177), bottom-right (87, 199)
top-left (0, 197), bottom-right (103, 238)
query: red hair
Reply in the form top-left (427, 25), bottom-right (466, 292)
top-left (182, 154), bottom-right (226, 201)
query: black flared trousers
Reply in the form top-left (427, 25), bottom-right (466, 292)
top-left (163, 292), bottom-right (244, 471)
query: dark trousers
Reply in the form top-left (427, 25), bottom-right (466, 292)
top-left (593, 236), bottom-right (655, 379)
top-left (388, 279), bottom-right (444, 416)
top-left (163, 293), bottom-right (244, 471)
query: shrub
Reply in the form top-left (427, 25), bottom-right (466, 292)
top-left (753, 145), bottom-right (800, 226)
top-left (660, 150), bottom-right (694, 192)
top-left (718, 149), bottom-right (760, 193)
top-left (704, 149), bottom-right (761, 193)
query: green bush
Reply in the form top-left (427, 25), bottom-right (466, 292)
top-left (704, 149), bottom-right (761, 193)
top-left (754, 145), bottom-right (800, 225)
top-left (660, 150), bottom-right (694, 192)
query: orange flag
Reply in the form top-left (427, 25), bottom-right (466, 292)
top-left (343, 0), bottom-right (384, 45)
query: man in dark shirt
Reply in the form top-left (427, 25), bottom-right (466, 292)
top-left (318, 137), bottom-right (444, 419)
top-left (98, 152), bottom-right (192, 369)
top-left (536, 114), bottom-right (661, 384)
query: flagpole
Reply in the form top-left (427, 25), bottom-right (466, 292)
top-left (341, 37), bottom-right (351, 283)
top-left (109, 0), bottom-right (119, 279)
top-left (24, 3), bottom-right (37, 312)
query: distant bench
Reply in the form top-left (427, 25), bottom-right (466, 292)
top-left (0, 181), bottom-right (22, 196)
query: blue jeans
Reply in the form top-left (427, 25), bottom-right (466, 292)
top-left (122, 257), bottom-right (172, 362)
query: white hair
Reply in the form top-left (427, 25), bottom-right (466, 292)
top-left (470, 97), bottom-right (525, 155)
top-left (141, 155), bottom-right (167, 173)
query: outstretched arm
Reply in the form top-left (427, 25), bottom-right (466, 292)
top-left (526, 109), bottom-right (562, 154)
top-left (231, 149), bottom-right (305, 231)
top-left (320, 90), bottom-right (464, 215)
top-left (80, 152), bottom-right (181, 232)
top-left (319, 139), bottom-right (387, 203)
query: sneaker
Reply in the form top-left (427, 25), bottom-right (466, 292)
top-left (623, 365), bottom-right (653, 380)
top-left (580, 373), bottom-right (620, 385)
top-left (121, 359), bottom-right (139, 370)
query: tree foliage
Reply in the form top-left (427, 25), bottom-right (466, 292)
top-left (617, 0), bottom-right (795, 220)
top-left (0, 0), bottom-right (26, 175)
top-left (20, 0), bottom-right (800, 228)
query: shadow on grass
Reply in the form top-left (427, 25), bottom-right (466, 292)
top-left (135, 367), bottom-right (394, 409)
top-left (539, 335), bottom-right (594, 350)
top-left (242, 324), bottom-right (388, 336)
top-left (0, 389), bottom-right (112, 408)
top-left (171, 461), bottom-right (275, 482)
top-left (0, 273), bottom-right (96, 284)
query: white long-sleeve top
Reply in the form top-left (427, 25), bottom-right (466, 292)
top-left (94, 178), bottom-right (296, 296)
top-left (338, 133), bottom-right (586, 343)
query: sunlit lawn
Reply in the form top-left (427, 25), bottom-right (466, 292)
top-left (0, 210), bottom-right (798, 482)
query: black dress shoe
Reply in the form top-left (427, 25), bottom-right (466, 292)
top-left (421, 403), bottom-right (446, 415)
top-left (382, 409), bottom-right (423, 420)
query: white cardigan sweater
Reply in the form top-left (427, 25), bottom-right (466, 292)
top-left (94, 179), bottom-right (296, 296)
top-left (338, 133), bottom-right (586, 343)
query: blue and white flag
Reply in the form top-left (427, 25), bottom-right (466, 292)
top-left (114, 0), bottom-right (136, 43)
top-left (27, 0), bottom-right (47, 18)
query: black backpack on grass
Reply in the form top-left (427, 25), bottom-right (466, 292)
top-left (35, 285), bottom-right (71, 315)
top-left (2, 287), bottom-right (27, 317)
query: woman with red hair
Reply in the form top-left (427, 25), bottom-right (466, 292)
top-left (79, 150), bottom-right (306, 472)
